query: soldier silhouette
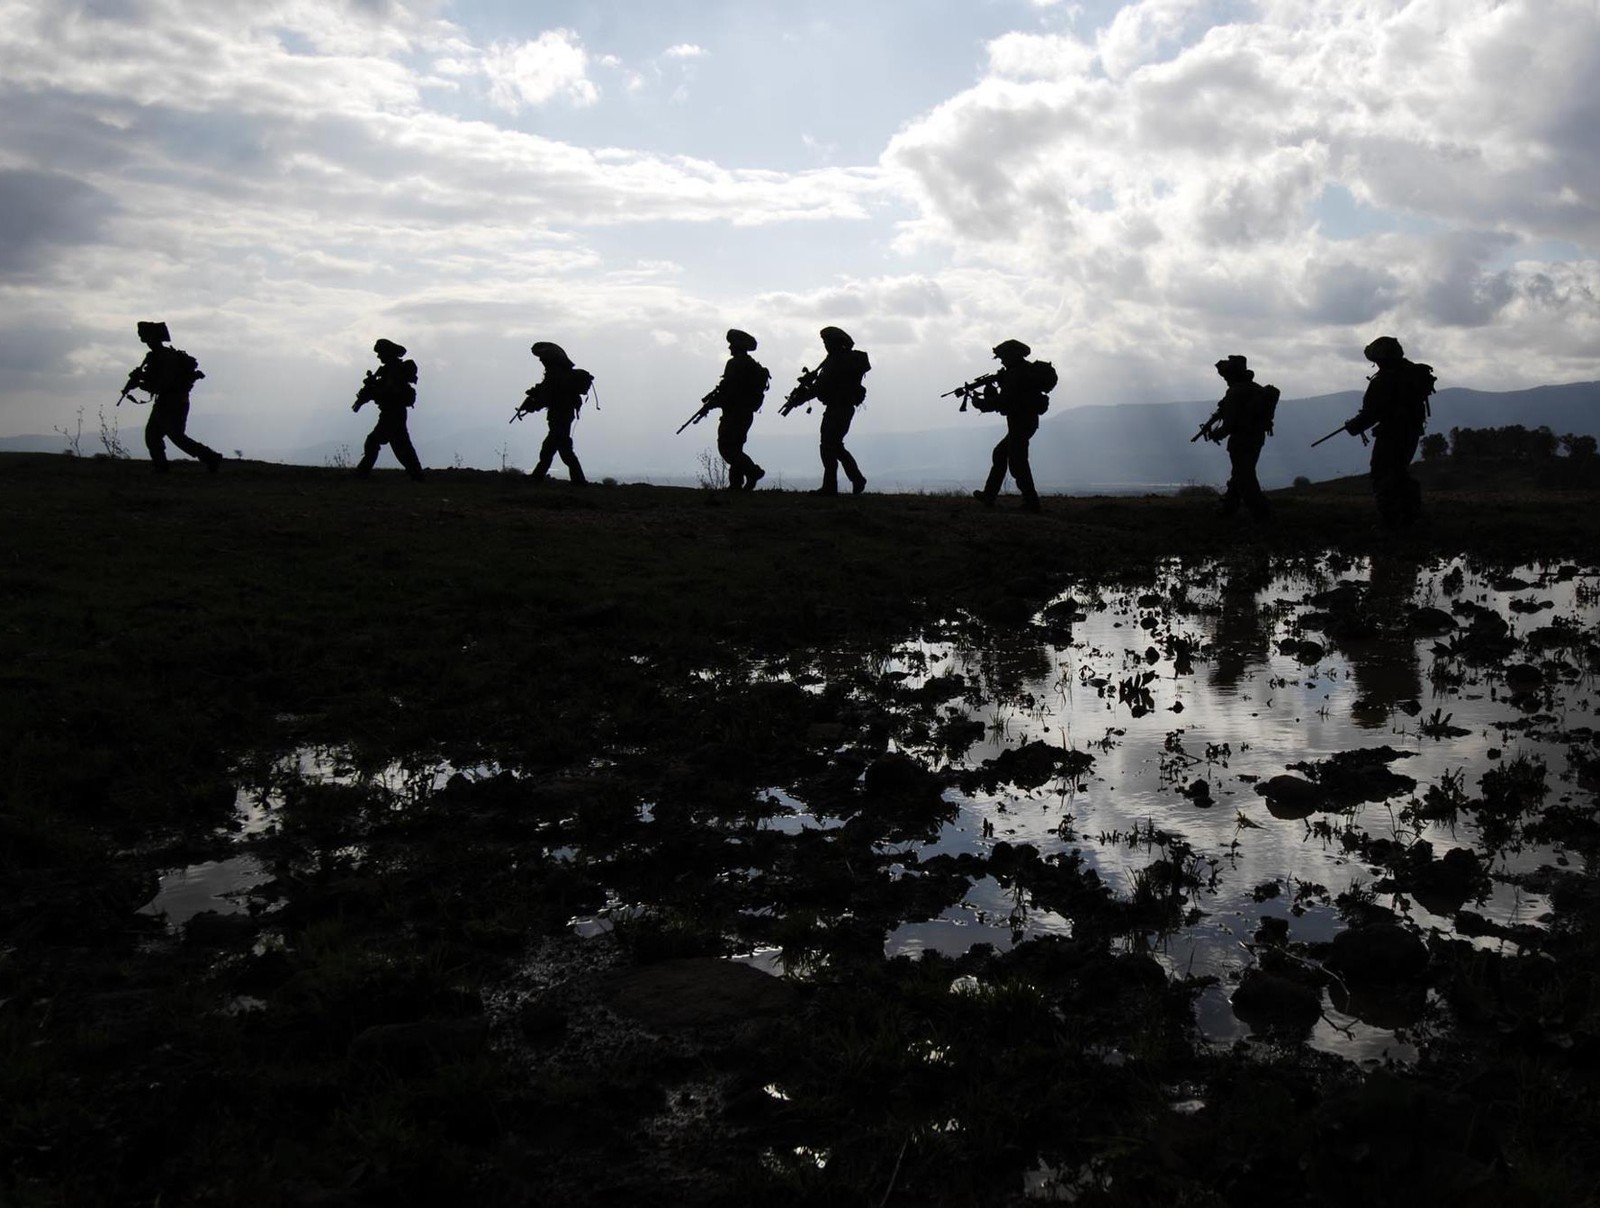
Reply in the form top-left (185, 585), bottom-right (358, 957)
top-left (517, 342), bottom-right (593, 484)
top-left (807, 326), bottom-right (869, 495)
top-left (352, 338), bottom-right (425, 481)
top-left (1196, 354), bottom-right (1277, 521)
top-left (1342, 336), bottom-right (1435, 528)
top-left (121, 321), bottom-right (222, 473)
top-left (706, 329), bottom-right (770, 490)
top-left (969, 339), bottom-right (1055, 513)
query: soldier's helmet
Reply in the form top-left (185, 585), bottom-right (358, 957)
top-left (373, 338), bottom-right (407, 359)
top-left (530, 341), bottom-right (572, 365)
top-left (819, 326), bottom-right (854, 349)
top-left (726, 328), bottom-right (758, 353)
top-left (1215, 354), bottom-right (1249, 378)
top-left (1363, 336), bottom-right (1404, 363)
top-left (992, 339), bottom-right (1031, 361)
top-left (136, 320), bottom-right (170, 344)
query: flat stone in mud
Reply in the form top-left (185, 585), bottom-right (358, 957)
top-left (607, 958), bottom-right (797, 1030)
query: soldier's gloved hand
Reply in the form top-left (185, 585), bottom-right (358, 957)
top-left (1344, 417), bottom-right (1363, 435)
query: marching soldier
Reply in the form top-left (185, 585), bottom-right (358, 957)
top-left (1195, 354), bottom-right (1277, 521)
top-left (1340, 336), bottom-right (1435, 528)
top-left (352, 338), bottom-right (425, 481)
top-left (121, 321), bottom-right (222, 473)
top-left (517, 342), bottom-right (594, 484)
top-left (701, 329), bottom-right (770, 489)
top-left (784, 326), bottom-right (869, 495)
top-left (968, 339), bottom-right (1056, 513)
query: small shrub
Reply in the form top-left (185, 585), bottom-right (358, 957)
top-left (97, 405), bottom-right (130, 459)
top-left (1292, 475), bottom-right (1312, 490)
top-left (55, 407), bottom-right (85, 457)
top-left (696, 448), bottom-right (727, 491)
top-left (1175, 481), bottom-right (1218, 498)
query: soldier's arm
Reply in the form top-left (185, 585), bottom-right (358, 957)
top-left (1345, 379), bottom-right (1387, 434)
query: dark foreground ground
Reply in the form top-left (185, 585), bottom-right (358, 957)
top-left (4, 452), bottom-right (1600, 1206)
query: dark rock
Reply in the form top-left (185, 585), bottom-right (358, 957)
top-left (1407, 606), bottom-right (1457, 635)
top-left (863, 752), bottom-right (939, 799)
top-left (1504, 663), bottom-right (1543, 690)
top-left (1231, 969), bottom-right (1321, 1032)
top-left (608, 958), bottom-right (797, 1031)
top-left (1326, 924), bottom-right (1429, 985)
top-left (1258, 774), bottom-right (1321, 819)
top-left (183, 909), bottom-right (260, 947)
top-left (1290, 640), bottom-right (1324, 664)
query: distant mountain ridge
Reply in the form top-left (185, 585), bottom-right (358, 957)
top-left (7, 381), bottom-right (1598, 491)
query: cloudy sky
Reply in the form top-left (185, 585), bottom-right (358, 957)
top-left (2, 0), bottom-right (1597, 466)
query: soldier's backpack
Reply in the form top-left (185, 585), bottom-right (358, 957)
top-left (397, 359), bottom-right (419, 407)
top-left (1253, 382), bottom-right (1280, 435)
top-left (570, 367), bottom-right (596, 415)
top-left (152, 347), bottom-right (205, 394)
top-left (1408, 362), bottom-right (1437, 424)
top-left (1031, 360), bottom-right (1059, 413)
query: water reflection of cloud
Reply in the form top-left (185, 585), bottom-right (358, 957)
top-left (865, 555), bottom-right (1597, 1053)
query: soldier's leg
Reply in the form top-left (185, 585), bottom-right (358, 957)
top-left (726, 414), bottom-right (762, 488)
top-left (1369, 434), bottom-right (1403, 526)
top-left (145, 406), bottom-right (169, 471)
top-left (556, 432), bottom-right (587, 483)
top-left (1396, 427), bottom-right (1422, 525)
top-left (158, 397), bottom-right (219, 468)
top-left (1233, 436), bottom-right (1267, 518)
top-left (979, 435), bottom-right (1008, 501)
top-left (717, 421), bottom-right (745, 490)
top-left (1010, 415), bottom-right (1040, 510)
top-left (837, 444), bottom-right (864, 492)
top-left (532, 425), bottom-right (559, 479)
top-left (355, 418), bottom-right (384, 475)
top-left (388, 417), bottom-right (426, 481)
top-left (817, 410), bottom-right (844, 492)
top-left (1011, 438), bottom-right (1040, 510)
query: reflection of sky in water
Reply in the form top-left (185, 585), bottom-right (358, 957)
top-left (847, 555), bottom-right (1597, 1057)
top-left (140, 856), bottom-right (270, 926)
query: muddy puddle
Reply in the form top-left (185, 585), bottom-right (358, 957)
top-left (149, 552), bottom-right (1599, 1067)
top-left (755, 552), bottom-right (1599, 1059)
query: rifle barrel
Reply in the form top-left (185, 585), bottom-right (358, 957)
top-left (1310, 426), bottom-right (1347, 447)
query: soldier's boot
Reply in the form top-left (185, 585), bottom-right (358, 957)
top-left (973, 490), bottom-right (995, 506)
top-left (851, 475), bottom-right (867, 495)
top-left (744, 466), bottom-right (765, 491)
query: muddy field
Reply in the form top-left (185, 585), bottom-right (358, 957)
top-left (4, 453), bottom-right (1600, 1206)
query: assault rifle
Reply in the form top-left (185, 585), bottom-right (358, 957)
top-left (676, 388), bottom-right (719, 435)
top-left (352, 370), bottom-right (379, 413)
top-left (1312, 422), bottom-right (1366, 448)
top-left (116, 369), bottom-right (142, 406)
top-left (778, 367), bottom-right (819, 417)
top-left (510, 383), bottom-right (541, 423)
top-left (1191, 413), bottom-right (1222, 443)
top-left (942, 372), bottom-right (999, 412)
